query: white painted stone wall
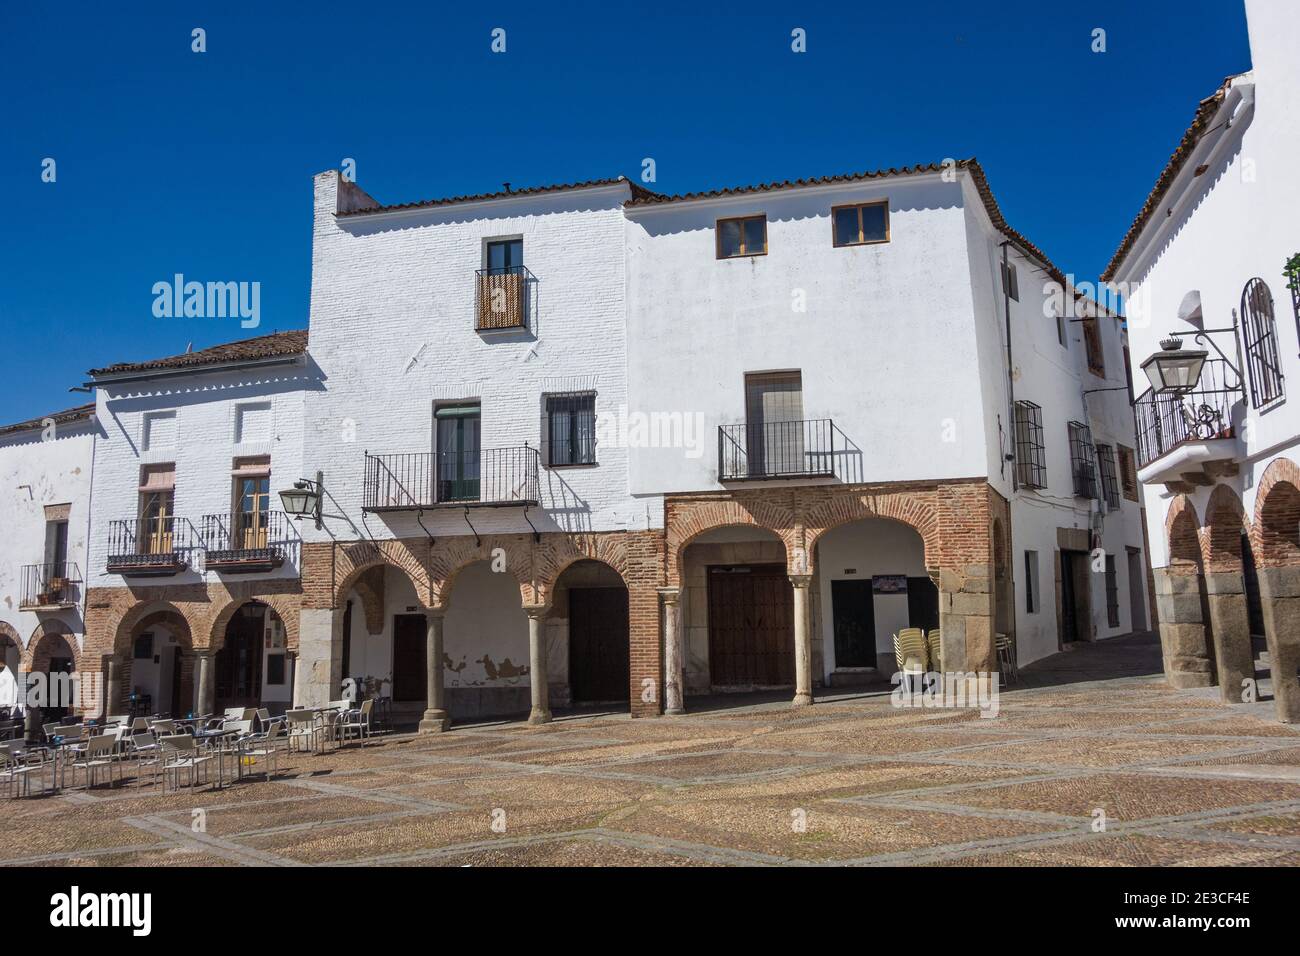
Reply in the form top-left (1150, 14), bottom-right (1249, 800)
top-left (302, 173), bottom-right (659, 552)
top-left (0, 415), bottom-right (96, 663)
top-left (1115, 0), bottom-right (1300, 569)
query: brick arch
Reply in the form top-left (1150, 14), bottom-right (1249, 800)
top-left (430, 534), bottom-right (536, 610)
top-left (108, 600), bottom-right (196, 657)
top-left (24, 620), bottom-right (79, 673)
top-left (345, 566), bottom-right (386, 635)
top-left (533, 534), bottom-right (629, 607)
top-left (1252, 457), bottom-right (1300, 569)
top-left (1165, 495), bottom-right (1203, 572)
top-left (666, 497), bottom-right (799, 586)
top-left (0, 621), bottom-right (20, 654)
top-left (1201, 484), bottom-right (1249, 573)
top-left (207, 594), bottom-right (298, 652)
top-left (803, 492), bottom-right (940, 567)
top-left (332, 538), bottom-right (432, 609)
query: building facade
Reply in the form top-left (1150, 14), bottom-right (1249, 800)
top-left (1105, 0), bottom-right (1300, 721)
top-left (77, 332), bottom-right (316, 719)
top-left (0, 404), bottom-right (97, 719)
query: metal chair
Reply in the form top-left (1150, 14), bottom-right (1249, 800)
top-left (0, 741), bottom-right (51, 798)
top-left (70, 733), bottom-right (123, 790)
top-left (128, 733), bottom-right (163, 789)
top-left (159, 734), bottom-right (215, 792)
top-left (995, 632), bottom-right (1018, 685)
top-left (285, 709), bottom-right (324, 755)
top-left (337, 699), bottom-right (374, 747)
top-left (238, 722), bottom-right (282, 781)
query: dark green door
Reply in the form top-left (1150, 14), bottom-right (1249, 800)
top-left (435, 405), bottom-right (481, 502)
top-left (832, 580), bottom-right (876, 667)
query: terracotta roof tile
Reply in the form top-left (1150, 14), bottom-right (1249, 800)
top-left (336, 176), bottom-right (657, 218)
top-left (1100, 76), bottom-right (1240, 282)
top-left (0, 402), bottom-right (96, 438)
top-left (87, 329), bottom-right (308, 378)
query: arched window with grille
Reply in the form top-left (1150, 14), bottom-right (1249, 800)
top-left (1241, 277), bottom-right (1284, 407)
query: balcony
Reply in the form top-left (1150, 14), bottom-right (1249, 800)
top-left (106, 517), bottom-right (194, 576)
top-left (199, 511), bottom-right (300, 574)
top-left (1134, 358), bottom-right (1244, 490)
top-left (363, 447), bottom-right (541, 511)
top-left (475, 265), bottom-right (532, 331)
top-left (718, 419), bottom-right (840, 481)
top-left (20, 562), bottom-right (82, 610)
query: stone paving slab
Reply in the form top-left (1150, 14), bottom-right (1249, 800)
top-left (5, 633), bottom-right (1300, 867)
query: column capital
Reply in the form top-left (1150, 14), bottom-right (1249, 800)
top-left (193, 648), bottom-right (215, 660)
top-left (523, 605), bottom-right (549, 621)
top-left (657, 587), bottom-right (681, 605)
top-left (424, 606), bottom-right (446, 620)
top-left (788, 573), bottom-right (813, 589)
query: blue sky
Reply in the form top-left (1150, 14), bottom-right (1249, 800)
top-left (0, 0), bottom-right (1251, 424)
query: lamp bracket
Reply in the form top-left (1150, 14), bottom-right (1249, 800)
top-left (1172, 328), bottom-right (1243, 383)
top-left (522, 506), bottom-right (541, 544)
top-left (462, 507), bottom-right (480, 548)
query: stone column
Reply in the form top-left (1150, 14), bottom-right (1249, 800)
top-left (659, 588), bottom-right (684, 715)
top-left (526, 607), bottom-right (552, 725)
top-left (195, 651), bottom-right (215, 716)
top-left (104, 655), bottom-right (122, 718)
top-left (419, 610), bottom-right (450, 733)
top-left (790, 574), bottom-right (814, 706)
top-left (1258, 566), bottom-right (1300, 723)
top-left (1153, 567), bottom-right (1215, 689)
top-left (286, 651), bottom-right (298, 708)
top-left (295, 608), bottom-right (342, 709)
top-left (1203, 571), bottom-right (1256, 704)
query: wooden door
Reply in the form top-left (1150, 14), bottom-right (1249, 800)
top-left (832, 579), bottom-right (876, 668)
top-left (707, 565), bottom-right (794, 687)
top-left (907, 576), bottom-right (940, 633)
top-left (392, 614), bottom-right (427, 702)
top-left (216, 605), bottom-right (264, 709)
top-left (569, 587), bottom-right (630, 703)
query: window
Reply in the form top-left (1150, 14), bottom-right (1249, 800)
top-left (486, 238), bottom-right (523, 273)
top-left (1000, 260), bottom-right (1019, 301)
top-left (266, 653), bottom-right (286, 686)
top-left (1105, 555), bottom-right (1120, 628)
top-left (232, 456), bottom-right (271, 549)
top-left (742, 371), bottom-right (806, 477)
top-left (544, 393), bottom-right (596, 466)
top-left (1083, 318), bottom-right (1105, 377)
top-left (1013, 401), bottom-right (1046, 489)
top-left (1055, 309), bottom-right (1067, 348)
top-left (832, 201), bottom-right (889, 247)
top-left (1095, 443), bottom-right (1120, 509)
top-left (1067, 422), bottom-right (1098, 500)
top-left (1117, 444), bottom-right (1139, 501)
top-left (1241, 277), bottom-right (1284, 407)
top-left (133, 633), bottom-right (154, 660)
top-left (44, 518), bottom-right (69, 569)
top-left (717, 215), bottom-right (767, 259)
top-left (1025, 550), bottom-right (1039, 614)
top-left (138, 464), bottom-right (176, 554)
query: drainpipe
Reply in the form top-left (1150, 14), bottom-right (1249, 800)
top-left (1001, 241), bottom-right (1017, 491)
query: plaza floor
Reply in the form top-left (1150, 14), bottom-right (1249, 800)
top-left (5, 632), bottom-right (1300, 867)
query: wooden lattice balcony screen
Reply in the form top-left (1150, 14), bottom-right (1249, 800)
top-left (475, 267), bottom-right (528, 330)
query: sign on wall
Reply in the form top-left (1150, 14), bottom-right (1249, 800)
top-left (872, 575), bottom-right (908, 594)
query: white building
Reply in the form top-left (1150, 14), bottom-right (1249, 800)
top-left (80, 332), bottom-right (316, 718)
top-left (291, 158), bottom-right (1151, 727)
top-left (1104, 0), bottom-right (1300, 721)
top-left (0, 403), bottom-right (97, 719)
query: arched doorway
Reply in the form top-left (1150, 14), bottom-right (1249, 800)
top-left (215, 601), bottom-right (288, 712)
top-left (813, 517), bottom-right (933, 680)
top-left (1161, 502), bottom-right (1216, 688)
top-left (124, 609), bottom-right (191, 718)
top-left (28, 627), bottom-right (77, 722)
top-left (680, 525), bottom-right (794, 692)
top-left (1, 625), bottom-right (23, 716)
top-left (1255, 468), bottom-right (1300, 721)
top-left (440, 561), bottom-right (530, 722)
top-left (552, 560), bottom-right (629, 708)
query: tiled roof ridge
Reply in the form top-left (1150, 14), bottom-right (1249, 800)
top-left (87, 329), bottom-right (308, 378)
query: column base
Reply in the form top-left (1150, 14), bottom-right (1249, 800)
top-left (664, 705), bottom-right (685, 716)
top-left (527, 708), bottom-right (553, 725)
top-left (791, 692), bottom-right (814, 707)
top-left (418, 710), bottom-right (450, 733)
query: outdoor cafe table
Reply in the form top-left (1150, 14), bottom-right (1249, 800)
top-left (191, 727), bottom-right (239, 789)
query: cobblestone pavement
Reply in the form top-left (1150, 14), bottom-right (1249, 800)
top-left (5, 633), bottom-right (1300, 867)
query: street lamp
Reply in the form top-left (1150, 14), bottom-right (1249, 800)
top-left (279, 472), bottom-right (324, 529)
top-left (1140, 336), bottom-right (1209, 395)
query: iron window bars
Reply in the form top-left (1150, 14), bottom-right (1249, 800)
top-left (1013, 400), bottom-right (1047, 489)
top-left (1068, 421), bottom-right (1099, 500)
top-left (1095, 443), bottom-right (1121, 510)
top-left (1241, 277), bottom-right (1284, 407)
top-left (543, 392), bottom-right (597, 466)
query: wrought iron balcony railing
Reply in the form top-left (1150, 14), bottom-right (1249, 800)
top-left (363, 446), bottom-right (541, 510)
top-left (198, 510), bottom-right (300, 573)
top-left (20, 562), bottom-right (82, 610)
top-left (718, 419), bottom-right (840, 480)
top-left (475, 265), bottom-right (532, 331)
top-left (106, 516), bottom-right (196, 576)
top-left (1134, 358), bottom-right (1242, 468)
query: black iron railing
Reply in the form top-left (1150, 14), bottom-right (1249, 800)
top-left (20, 562), bottom-right (82, 609)
top-left (1134, 358), bottom-right (1242, 467)
top-left (363, 447), bottom-right (541, 509)
top-left (199, 510), bottom-right (299, 570)
top-left (475, 265), bottom-right (532, 331)
top-left (106, 516), bottom-right (195, 573)
top-left (718, 419), bottom-right (839, 480)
